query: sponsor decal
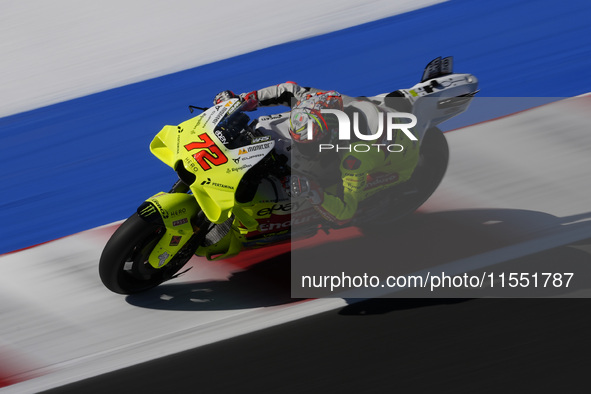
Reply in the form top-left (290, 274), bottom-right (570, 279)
top-left (343, 155), bottom-right (361, 170)
top-left (172, 218), bottom-right (189, 226)
top-left (184, 156), bottom-right (200, 173)
top-left (211, 106), bottom-right (228, 125)
top-left (237, 143), bottom-right (273, 155)
top-left (214, 129), bottom-right (227, 144)
top-left (256, 202), bottom-right (301, 216)
top-left (139, 204), bottom-right (158, 217)
top-left (248, 142), bottom-right (272, 151)
top-left (157, 252), bottom-right (170, 267)
top-left (200, 177), bottom-right (234, 190)
top-left (191, 114), bottom-right (205, 133)
top-left (251, 135), bottom-right (271, 143)
top-left (169, 208), bottom-right (187, 217)
top-left (258, 114), bottom-right (284, 122)
top-left (227, 100), bottom-right (241, 114)
top-left (150, 198), bottom-right (169, 219)
top-left (239, 152), bottom-right (265, 162)
top-left (365, 173), bottom-right (399, 189)
top-left (169, 236), bottom-right (182, 246)
top-left (211, 181), bottom-right (234, 190)
top-left (237, 143), bottom-right (272, 164)
top-left (257, 212), bottom-right (317, 232)
top-left (226, 163), bottom-right (253, 173)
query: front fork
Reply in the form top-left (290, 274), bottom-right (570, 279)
top-left (137, 183), bottom-right (201, 269)
top-left (137, 180), bottom-right (247, 268)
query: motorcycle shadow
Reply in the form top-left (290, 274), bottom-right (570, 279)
top-left (125, 252), bottom-right (299, 311)
top-left (293, 207), bottom-right (591, 299)
top-left (127, 207), bottom-right (591, 312)
top-left (338, 234), bottom-right (591, 316)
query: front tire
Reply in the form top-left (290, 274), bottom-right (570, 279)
top-left (99, 213), bottom-right (188, 294)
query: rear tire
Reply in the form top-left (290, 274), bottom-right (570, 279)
top-left (411, 126), bottom-right (449, 206)
top-left (357, 127), bottom-right (449, 229)
top-left (99, 213), bottom-right (189, 294)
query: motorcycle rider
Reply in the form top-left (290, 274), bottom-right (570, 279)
top-left (213, 82), bottom-right (420, 226)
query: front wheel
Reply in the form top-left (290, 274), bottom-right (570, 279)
top-left (99, 213), bottom-right (191, 294)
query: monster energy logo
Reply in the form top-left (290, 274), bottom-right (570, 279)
top-left (139, 204), bottom-right (158, 217)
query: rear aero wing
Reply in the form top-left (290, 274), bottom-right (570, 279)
top-left (421, 56), bottom-right (453, 82)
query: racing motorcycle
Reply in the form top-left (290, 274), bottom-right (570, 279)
top-left (99, 56), bottom-right (479, 294)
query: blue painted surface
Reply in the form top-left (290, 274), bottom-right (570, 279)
top-left (1, 0), bottom-right (591, 253)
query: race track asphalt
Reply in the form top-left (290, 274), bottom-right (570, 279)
top-left (45, 240), bottom-right (591, 394)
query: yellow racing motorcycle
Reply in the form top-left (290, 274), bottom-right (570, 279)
top-left (99, 57), bottom-right (478, 294)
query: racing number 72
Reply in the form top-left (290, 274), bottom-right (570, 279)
top-left (184, 133), bottom-right (228, 171)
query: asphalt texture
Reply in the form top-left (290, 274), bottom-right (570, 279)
top-left (45, 280), bottom-right (591, 393)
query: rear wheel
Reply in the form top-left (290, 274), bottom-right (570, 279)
top-left (357, 127), bottom-right (449, 228)
top-left (410, 126), bottom-right (449, 206)
top-left (389, 126), bottom-right (449, 217)
top-left (99, 213), bottom-right (194, 294)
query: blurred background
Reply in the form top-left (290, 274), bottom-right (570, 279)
top-left (2, 0), bottom-right (591, 254)
top-left (2, 0), bottom-right (591, 392)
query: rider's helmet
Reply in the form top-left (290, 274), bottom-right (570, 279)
top-left (289, 91), bottom-right (343, 157)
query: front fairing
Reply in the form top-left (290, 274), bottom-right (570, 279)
top-left (149, 99), bottom-right (275, 226)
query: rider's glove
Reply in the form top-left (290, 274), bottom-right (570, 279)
top-left (213, 90), bottom-right (238, 105)
top-left (291, 175), bottom-right (323, 205)
top-left (213, 90), bottom-right (259, 111)
top-left (239, 90), bottom-right (259, 111)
